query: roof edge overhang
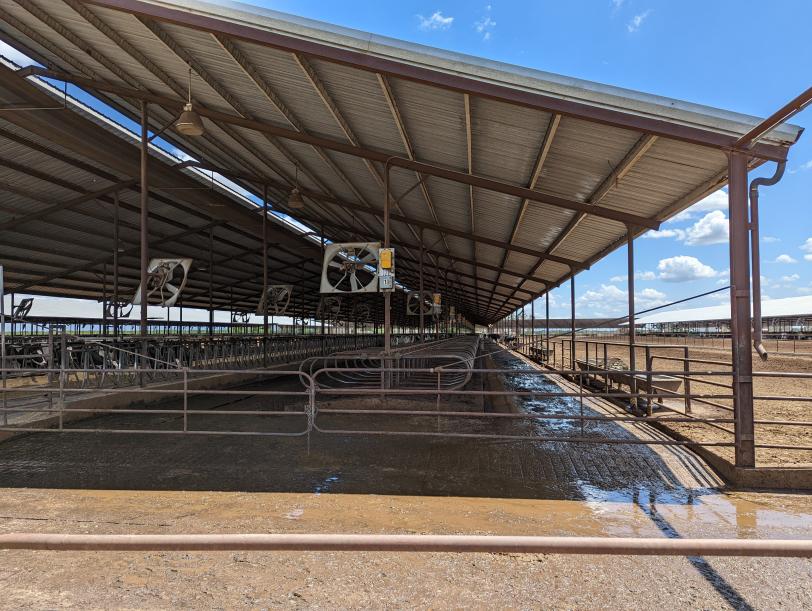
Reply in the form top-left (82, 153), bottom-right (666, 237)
top-left (83, 0), bottom-right (801, 161)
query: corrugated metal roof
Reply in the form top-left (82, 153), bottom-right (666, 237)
top-left (633, 295), bottom-right (812, 325)
top-left (0, 0), bottom-right (805, 325)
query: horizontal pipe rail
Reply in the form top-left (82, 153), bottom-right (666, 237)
top-left (1, 533), bottom-right (810, 556)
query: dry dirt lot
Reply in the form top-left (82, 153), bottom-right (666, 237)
top-left (1, 487), bottom-right (811, 609)
top-left (549, 337), bottom-right (812, 467)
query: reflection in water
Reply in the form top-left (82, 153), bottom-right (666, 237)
top-left (496, 352), bottom-right (582, 434)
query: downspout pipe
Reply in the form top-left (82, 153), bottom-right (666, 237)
top-left (749, 161), bottom-right (786, 361)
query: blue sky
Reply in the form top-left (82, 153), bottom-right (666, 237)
top-left (1, 0), bottom-right (811, 323)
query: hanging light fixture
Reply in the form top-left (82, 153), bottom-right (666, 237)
top-left (288, 164), bottom-right (304, 209)
top-left (175, 67), bottom-right (205, 137)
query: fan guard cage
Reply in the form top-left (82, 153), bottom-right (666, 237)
top-left (320, 242), bottom-right (381, 294)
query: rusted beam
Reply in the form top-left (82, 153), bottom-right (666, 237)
top-left (0, 180), bottom-right (135, 232)
top-left (17, 67), bottom-right (659, 230)
top-left (12, 219), bottom-right (225, 293)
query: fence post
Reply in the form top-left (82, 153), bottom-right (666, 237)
top-left (645, 345), bottom-right (653, 417)
top-left (683, 346), bottom-right (692, 414)
top-left (183, 368), bottom-right (188, 433)
top-left (579, 371), bottom-right (584, 437)
top-left (58, 336), bottom-right (66, 430)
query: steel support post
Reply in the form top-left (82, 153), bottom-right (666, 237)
top-left (112, 191), bottom-right (120, 338)
top-left (320, 226), bottom-right (325, 349)
top-left (729, 152), bottom-right (756, 467)
top-left (262, 185), bottom-right (268, 367)
top-left (521, 307), bottom-right (526, 353)
top-left (545, 291), bottom-right (550, 358)
top-left (1, 266), bottom-right (5, 426)
top-left (570, 274), bottom-right (576, 370)
top-left (139, 101), bottom-right (149, 339)
top-left (531, 297), bottom-right (535, 354)
top-left (627, 228), bottom-right (638, 411)
top-left (102, 264), bottom-right (108, 336)
top-left (138, 101), bottom-right (149, 381)
top-left (208, 228), bottom-right (214, 336)
top-left (383, 161), bottom-right (392, 355)
top-left (419, 229), bottom-right (425, 343)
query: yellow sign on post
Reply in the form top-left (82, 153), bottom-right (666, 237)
top-left (378, 248), bottom-right (395, 291)
top-left (379, 248), bottom-right (394, 269)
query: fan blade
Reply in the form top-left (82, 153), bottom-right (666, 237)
top-left (350, 274), bottom-right (360, 292)
top-left (360, 251), bottom-right (377, 263)
top-left (328, 261), bottom-right (343, 269)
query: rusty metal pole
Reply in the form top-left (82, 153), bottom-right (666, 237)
top-left (570, 274), bottom-right (576, 370)
top-left (419, 228), bottom-right (425, 343)
top-left (138, 101), bottom-right (149, 381)
top-left (383, 161), bottom-right (392, 355)
top-left (112, 191), bottom-right (119, 338)
top-left (521, 306), bottom-right (526, 354)
top-left (531, 296), bottom-right (535, 356)
top-left (545, 290), bottom-right (550, 359)
top-left (262, 184), bottom-right (268, 367)
top-left (208, 228), bottom-right (214, 336)
top-left (139, 101), bottom-right (149, 339)
top-left (729, 152), bottom-right (756, 468)
top-left (627, 228), bottom-right (638, 411)
top-left (320, 225), bottom-right (325, 349)
top-left (3, 532), bottom-right (812, 556)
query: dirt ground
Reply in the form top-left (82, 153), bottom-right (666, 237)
top-left (540, 337), bottom-right (812, 467)
top-left (1, 487), bottom-right (811, 609)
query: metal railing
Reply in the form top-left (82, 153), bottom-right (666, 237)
top-left (510, 336), bottom-right (812, 462)
top-left (1, 532), bottom-right (810, 557)
top-left (0, 335), bottom-right (809, 466)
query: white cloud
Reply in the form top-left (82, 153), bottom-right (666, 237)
top-left (801, 238), bottom-right (812, 261)
top-left (636, 288), bottom-right (668, 307)
top-left (609, 271), bottom-right (656, 283)
top-left (474, 6), bottom-right (496, 41)
top-left (417, 11), bottom-right (454, 31)
top-left (683, 210), bottom-right (729, 245)
top-left (611, 0), bottom-right (625, 9)
top-left (579, 284), bottom-right (626, 306)
top-left (0, 40), bottom-right (33, 67)
top-left (644, 210), bottom-right (729, 245)
top-left (763, 236), bottom-right (780, 244)
top-left (668, 189), bottom-right (727, 223)
top-left (657, 256), bottom-right (717, 282)
top-left (643, 228), bottom-right (685, 240)
top-left (790, 160), bottom-right (812, 174)
top-left (781, 274), bottom-right (800, 283)
top-left (577, 284), bottom-right (667, 313)
top-left (627, 10), bottom-right (652, 33)
top-left (775, 254), bottom-right (797, 264)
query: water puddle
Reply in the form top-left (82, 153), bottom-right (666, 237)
top-left (313, 474), bottom-right (340, 495)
